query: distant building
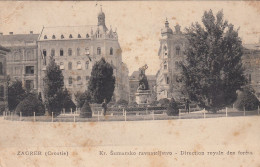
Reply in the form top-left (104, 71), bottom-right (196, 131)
top-left (0, 45), bottom-right (10, 112)
top-left (129, 71), bottom-right (156, 104)
top-left (37, 8), bottom-right (129, 102)
top-left (0, 32), bottom-right (39, 91)
top-left (243, 40), bottom-right (260, 97)
top-left (156, 19), bottom-right (187, 101)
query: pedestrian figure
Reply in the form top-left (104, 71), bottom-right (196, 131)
top-left (185, 98), bottom-right (190, 113)
top-left (102, 99), bottom-right (107, 116)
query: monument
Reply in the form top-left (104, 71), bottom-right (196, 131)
top-left (135, 64), bottom-right (151, 105)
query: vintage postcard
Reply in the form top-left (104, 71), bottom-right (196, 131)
top-left (0, 1), bottom-right (259, 167)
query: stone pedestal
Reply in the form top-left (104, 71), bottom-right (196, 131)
top-left (135, 90), bottom-right (151, 106)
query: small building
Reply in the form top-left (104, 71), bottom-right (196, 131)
top-left (0, 45), bottom-right (10, 112)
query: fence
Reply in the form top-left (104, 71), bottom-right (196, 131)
top-left (2, 106), bottom-right (260, 122)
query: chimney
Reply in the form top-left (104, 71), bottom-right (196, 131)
top-left (9, 32), bottom-right (13, 35)
top-left (30, 31), bottom-right (33, 34)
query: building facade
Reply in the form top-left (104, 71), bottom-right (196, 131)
top-left (156, 19), bottom-right (187, 101)
top-left (37, 9), bottom-right (129, 102)
top-left (243, 40), bottom-right (260, 98)
top-left (0, 32), bottom-right (39, 91)
top-left (0, 45), bottom-right (10, 112)
top-left (129, 71), bottom-right (156, 104)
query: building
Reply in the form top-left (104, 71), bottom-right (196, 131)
top-left (37, 8), bottom-right (129, 102)
top-left (0, 32), bottom-right (39, 91)
top-left (129, 71), bottom-right (156, 104)
top-left (0, 45), bottom-right (10, 112)
top-left (156, 19), bottom-right (187, 101)
top-left (243, 40), bottom-right (260, 98)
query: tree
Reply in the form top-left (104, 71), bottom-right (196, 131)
top-left (167, 98), bottom-right (179, 116)
top-left (87, 58), bottom-right (115, 104)
top-left (79, 101), bottom-right (92, 118)
top-left (63, 88), bottom-right (76, 112)
top-left (75, 91), bottom-right (91, 108)
top-left (159, 98), bottom-right (170, 107)
top-left (8, 80), bottom-right (26, 111)
top-left (43, 56), bottom-right (65, 115)
top-left (180, 10), bottom-right (246, 112)
top-left (116, 99), bottom-right (128, 107)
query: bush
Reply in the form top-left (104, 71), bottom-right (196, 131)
top-left (159, 98), bottom-right (170, 107)
top-left (234, 87), bottom-right (260, 111)
top-left (80, 101), bottom-right (92, 118)
top-left (75, 91), bottom-right (91, 108)
top-left (15, 94), bottom-right (45, 116)
top-left (116, 99), bottom-right (128, 107)
top-left (167, 98), bottom-right (179, 116)
top-left (149, 100), bottom-right (159, 106)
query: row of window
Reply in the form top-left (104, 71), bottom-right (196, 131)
top-left (44, 34), bottom-right (90, 40)
top-left (59, 61), bottom-right (90, 70)
top-left (12, 50), bottom-right (35, 61)
top-left (68, 76), bottom-right (90, 85)
top-left (42, 47), bottom-right (113, 57)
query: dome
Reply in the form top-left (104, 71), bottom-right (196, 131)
top-left (98, 8), bottom-right (105, 18)
top-left (161, 19), bottom-right (173, 35)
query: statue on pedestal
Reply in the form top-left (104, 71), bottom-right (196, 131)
top-left (137, 64), bottom-right (149, 91)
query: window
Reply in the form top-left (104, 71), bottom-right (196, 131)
top-left (110, 47), bottom-right (113, 55)
top-left (25, 66), bottom-right (34, 75)
top-left (68, 48), bottom-right (72, 56)
top-left (85, 61), bottom-right (89, 69)
top-left (61, 34), bottom-right (64, 39)
top-left (97, 47), bottom-right (101, 55)
top-left (77, 61), bottom-right (82, 70)
top-left (26, 50), bottom-right (34, 60)
top-left (15, 67), bottom-right (20, 75)
top-left (166, 76), bottom-right (169, 84)
top-left (52, 35), bottom-right (55, 39)
top-left (86, 34), bottom-right (89, 38)
top-left (60, 62), bottom-right (64, 70)
top-left (25, 80), bottom-right (34, 90)
top-left (60, 49), bottom-right (64, 56)
top-left (69, 77), bottom-right (73, 85)
top-left (78, 34), bottom-right (81, 38)
top-left (69, 34), bottom-right (73, 38)
top-left (68, 62), bottom-right (72, 70)
top-left (164, 61), bottom-right (167, 70)
top-left (85, 48), bottom-right (90, 55)
top-left (0, 62), bottom-right (3, 75)
top-left (249, 74), bottom-right (252, 83)
top-left (44, 35), bottom-right (47, 39)
top-left (0, 85), bottom-right (4, 101)
top-left (176, 46), bottom-right (180, 55)
top-left (14, 52), bottom-right (21, 61)
top-left (77, 48), bottom-right (80, 56)
top-left (86, 76), bottom-right (90, 80)
top-left (51, 49), bottom-right (55, 57)
top-left (77, 76), bottom-right (82, 85)
top-left (175, 61), bottom-right (179, 70)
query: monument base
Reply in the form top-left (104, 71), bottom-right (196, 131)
top-left (135, 90), bottom-right (151, 106)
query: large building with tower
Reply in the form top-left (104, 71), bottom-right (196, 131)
top-left (0, 8), bottom-right (129, 102)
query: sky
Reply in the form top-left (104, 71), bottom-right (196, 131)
top-left (0, 1), bottom-right (260, 75)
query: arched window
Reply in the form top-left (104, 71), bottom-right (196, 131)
top-left (78, 34), bottom-right (81, 38)
top-left (85, 61), bottom-right (89, 69)
top-left (97, 47), bottom-right (101, 55)
top-left (86, 34), bottom-right (89, 38)
top-left (0, 85), bottom-right (4, 101)
top-left (60, 62), bottom-right (64, 70)
top-left (51, 49), bottom-right (55, 57)
top-left (68, 48), bottom-right (72, 56)
top-left (26, 50), bottom-right (34, 60)
top-left (166, 76), bottom-right (169, 84)
top-left (85, 48), bottom-right (90, 55)
top-left (14, 52), bottom-right (21, 61)
top-left (61, 34), bottom-right (64, 39)
top-left (77, 48), bottom-right (80, 56)
top-left (77, 61), bottom-right (82, 70)
top-left (69, 77), bottom-right (73, 85)
top-left (110, 47), bottom-right (113, 55)
top-left (44, 35), bottom-right (47, 39)
top-left (77, 76), bottom-right (82, 85)
top-left (52, 35), bottom-right (55, 39)
top-left (60, 49), bottom-right (64, 56)
top-left (68, 62), bottom-right (72, 70)
top-left (43, 49), bottom-right (47, 65)
top-left (176, 46), bottom-right (180, 55)
top-left (164, 61), bottom-right (167, 70)
top-left (69, 34), bottom-right (73, 38)
top-left (0, 62), bottom-right (3, 75)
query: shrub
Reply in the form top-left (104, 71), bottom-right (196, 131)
top-left (159, 98), bottom-right (170, 107)
top-left (149, 100), bottom-right (159, 106)
top-left (167, 98), bottom-right (179, 116)
top-left (80, 101), bottom-right (92, 118)
top-left (116, 99), bottom-right (128, 107)
top-left (75, 91), bottom-right (91, 108)
top-left (15, 94), bottom-right (45, 116)
top-left (234, 87), bottom-right (260, 111)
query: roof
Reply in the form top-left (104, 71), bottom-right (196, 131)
top-left (0, 34), bottom-right (39, 43)
top-left (39, 25), bottom-right (107, 41)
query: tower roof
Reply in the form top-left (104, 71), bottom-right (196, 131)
top-left (161, 18), bottom-right (173, 35)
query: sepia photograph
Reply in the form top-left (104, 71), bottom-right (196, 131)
top-left (0, 1), bottom-right (259, 166)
